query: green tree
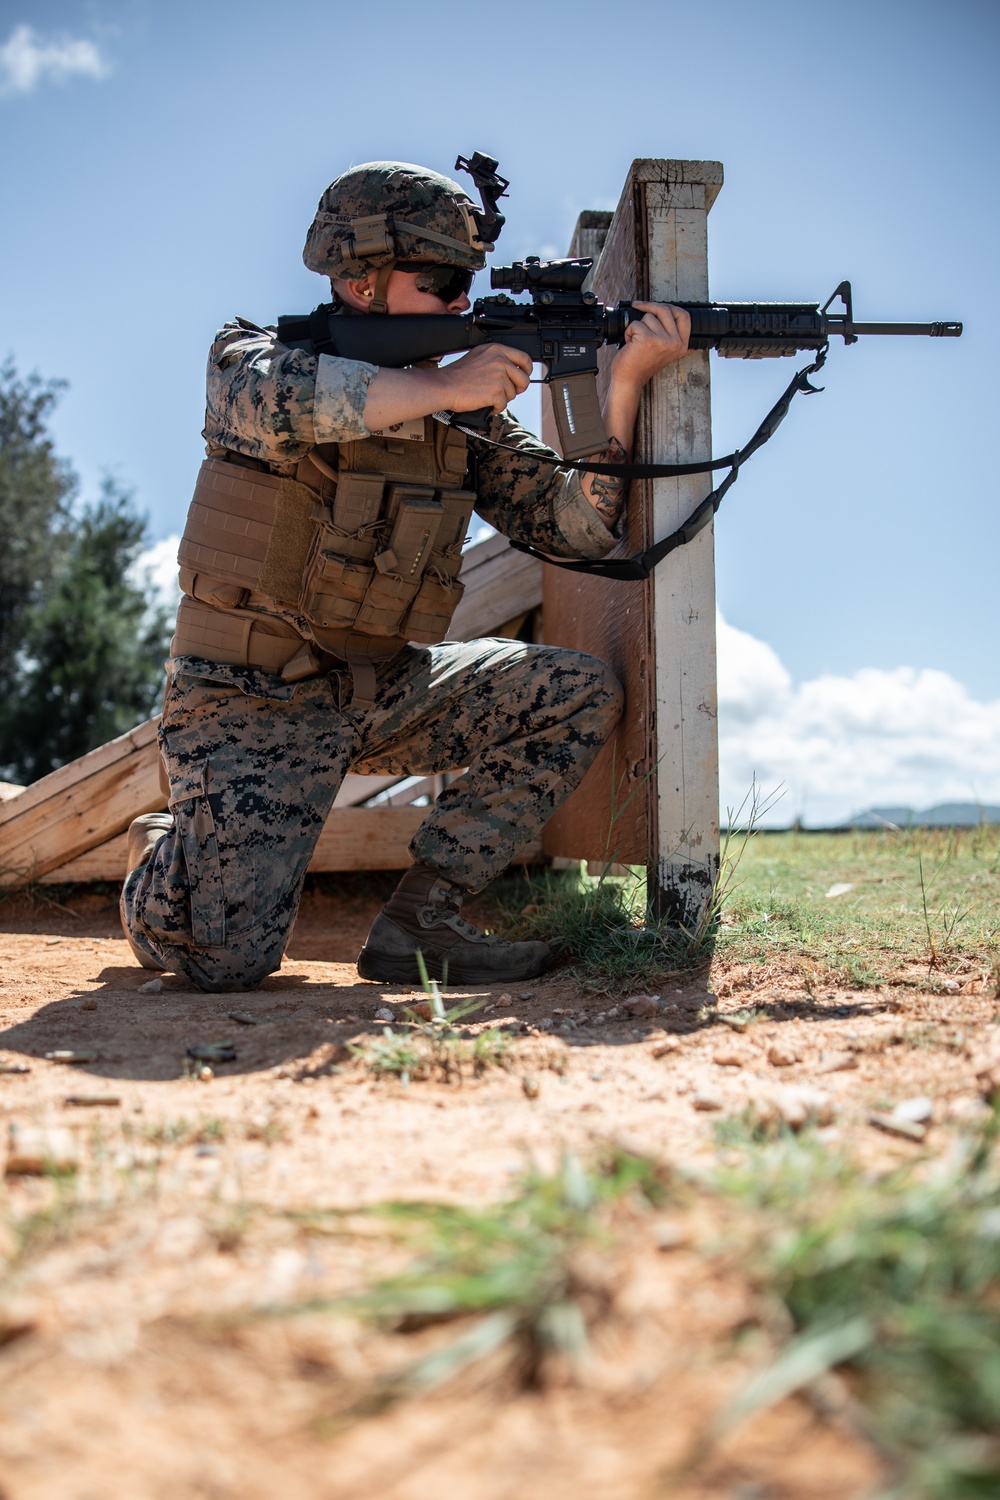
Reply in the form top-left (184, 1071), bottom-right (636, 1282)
top-left (1, 480), bottom-right (171, 783)
top-left (0, 361), bottom-right (76, 704)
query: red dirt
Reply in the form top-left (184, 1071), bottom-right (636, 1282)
top-left (1, 878), bottom-right (994, 1499)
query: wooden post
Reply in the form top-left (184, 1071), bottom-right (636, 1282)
top-left (541, 159), bottom-right (723, 930)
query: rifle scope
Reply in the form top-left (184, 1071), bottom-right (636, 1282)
top-left (491, 257), bottom-right (592, 295)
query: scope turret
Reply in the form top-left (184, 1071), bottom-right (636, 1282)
top-left (490, 257), bottom-right (593, 295)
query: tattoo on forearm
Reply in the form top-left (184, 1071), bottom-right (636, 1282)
top-left (589, 437), bottom-right (629, 524)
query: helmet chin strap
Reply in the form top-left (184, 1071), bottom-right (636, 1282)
top-left (369, 261), bottom-right (394, 315)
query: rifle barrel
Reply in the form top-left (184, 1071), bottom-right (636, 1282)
top-left (846, 321), bottom-right (963, 337)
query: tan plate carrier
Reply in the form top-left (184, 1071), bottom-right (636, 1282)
top-left (172, 419), bottom-right (473, 708)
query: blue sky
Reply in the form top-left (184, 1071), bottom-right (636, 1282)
top-left (2, 0), bottom-right (997, 819)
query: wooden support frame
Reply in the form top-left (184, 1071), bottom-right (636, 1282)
top-left (0, 536), bottom-right (544, 886)
top-left (541, 159), bottom-right (723, 929)
top-left (38, 814), bottom-right (543, 885)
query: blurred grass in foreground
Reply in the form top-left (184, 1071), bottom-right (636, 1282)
top-left (283, 1126), bottom-right (1000, 1495)
top-left (702, 1112), bottom-right (1000, 1499)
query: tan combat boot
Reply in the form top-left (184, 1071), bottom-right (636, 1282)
top-left (121, 812), bottom-right (174, 971)
top-left (357, 863), bottom-right (551, 985)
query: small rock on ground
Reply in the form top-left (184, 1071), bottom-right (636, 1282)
top-left (893, 1095), bottom-right (933, 1124)
top-left (624, 995), bottom-right (660, 1018)
top-left (6, 1122), bottom-right (78, 1175)
top-left (815, 1051), bottom-right (858, 1074)
top-left (869, 1111), bottom-right (926, 1142)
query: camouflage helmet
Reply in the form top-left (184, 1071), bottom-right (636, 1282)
top-left (303, 161), bottom-right (490, 282)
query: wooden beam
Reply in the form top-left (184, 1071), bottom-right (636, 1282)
top-left (333, 774), bottom-right (402, 808)
top-left (40, 813), bottom-right (542, 882)
top-left (0, 718), bottom-right (166, 884)
top-left (643, 163), bottom-right (722, 926)
top-left (541, 160), bottom-right (723, 928)
top-left (0, 534), bottom-right (543, 887)
top-left (447, 532), bottom-right (542, 641)
top-left (0, 735), bottom-right (410, 887)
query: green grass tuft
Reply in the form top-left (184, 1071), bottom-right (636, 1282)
top-left (352, 1149), bottom-right (669, 1388)
top-left (280, 1150), bottom-right (671, 1419)
top-left (349, 978), bottom-right (509, 1085)
top-left (489, 863), bottom-right (692, 991)
top-left (711, 1111), bottom-right (1000, 1497)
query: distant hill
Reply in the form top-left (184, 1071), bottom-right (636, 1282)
top-left (846, 803), bottom-right (1000, 829)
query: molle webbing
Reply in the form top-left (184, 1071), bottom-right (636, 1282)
top-left (338, 416), bottom-right (468, 486)
top-left (177, 418), bottom-right (474, 684)
top-left (171, 596), bottom-right (311, 676)
top-left (178, 459), bottom-right (317, 603)
top-left (171, 596), bottom-right (405, 698)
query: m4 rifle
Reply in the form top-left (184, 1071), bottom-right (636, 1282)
top-left (277, 260), bottom-right (962, 461)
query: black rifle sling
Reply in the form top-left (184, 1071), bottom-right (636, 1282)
top-left (464, 345), bottom-right (829, 582)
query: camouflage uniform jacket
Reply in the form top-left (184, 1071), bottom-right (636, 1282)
top-left (202, 317), bottom-right (623, 564)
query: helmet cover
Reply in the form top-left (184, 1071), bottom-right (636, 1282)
top-left (303, 161), bottom-right (489, 280)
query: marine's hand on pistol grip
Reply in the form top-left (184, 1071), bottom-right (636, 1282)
top-left (436, 344), bottom-right (532, 413)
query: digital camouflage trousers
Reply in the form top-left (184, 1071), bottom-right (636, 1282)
top-left (121, 637), bottom-right (623, 992)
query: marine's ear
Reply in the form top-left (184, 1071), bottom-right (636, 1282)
top-left (333, 274), bottom-right (377, 311)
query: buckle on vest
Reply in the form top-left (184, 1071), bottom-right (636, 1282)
top-left (280, 642), bottom-right (326, 683)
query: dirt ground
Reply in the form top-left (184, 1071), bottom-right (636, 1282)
top-left (0, 876), bottom-right (995, 1500)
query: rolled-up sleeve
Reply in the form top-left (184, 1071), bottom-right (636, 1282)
top-left (203, 318), bottom-right (376, 469)
top-left (313, 354), bottom-right (377, 443)
top-left (469, 413), bottom-right (623, 560)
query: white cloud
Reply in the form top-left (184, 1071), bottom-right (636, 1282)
top-left (717, 615), bottom-right (1000, 826)
top-left (132, 535), bottom-right (180, 613)
top-left (0, 24), bottom-right (110, 97)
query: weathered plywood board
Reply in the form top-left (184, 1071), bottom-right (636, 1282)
top-left (448, 532), bottom-right (542, 642)
top-left (541, 185), bottom-right (649, 864)
top-left (42, 813), bottom-right (542, 882)
top-left (0, 718), bottom-right (166, 884)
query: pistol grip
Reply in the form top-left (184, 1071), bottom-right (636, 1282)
top-left (550, 373), bottom-right (608, 461)
top-left (455, 405), bottom-right (494, 434)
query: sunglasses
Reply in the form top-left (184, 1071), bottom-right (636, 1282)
top-left (397, 263), bottom-right (476, 302)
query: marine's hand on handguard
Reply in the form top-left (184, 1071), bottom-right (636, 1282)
top-left (611, 302), bottom-right (692, 391)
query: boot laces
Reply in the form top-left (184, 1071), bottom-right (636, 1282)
top-left (421, 900), bottom-right (510, 948)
